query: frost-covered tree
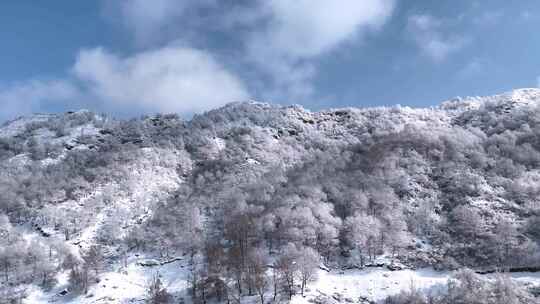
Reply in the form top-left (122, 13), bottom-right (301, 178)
top-left (248, 248), bottom-right (269, 304)
top-left (276, 243), bottom-right (299, 300)
top-left (297, 246), bottom-right (319, 296)
top-left (345, 213), bottom-right (382, 266)
top-left (146, 273), bottom-right (171, 304)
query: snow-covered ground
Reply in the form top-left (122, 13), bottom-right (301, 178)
top-left (510, 272), bottom-right (540, 291)
top-left (293, 268), bottom-right (540, 304)
top-left (23, 262), bottom-right (540, 304)
top-left (291, 267), bottom-right (449, 303)
top-left (24, 255), bottom-right (190, 304)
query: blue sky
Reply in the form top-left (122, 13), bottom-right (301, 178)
top-left (1, 0), bottom-right (539, 122)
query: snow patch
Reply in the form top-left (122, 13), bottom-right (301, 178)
top-left (213, 137), bottom-right (226, 151)
top-left (24, 256), bottom-right (189, 304)
top-left (292, 268), bottom-right (449, 303)
top-left (0, 114), bottom-right (54, 138)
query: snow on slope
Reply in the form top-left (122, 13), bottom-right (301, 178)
top-left (25, 265), bottom-right (540, 304)
top-left (72, 147), bottom-right (185, 251)
top-left (292, 267), bottom-right (540, 304)
top-left (25, 256), bottom-right (190, 304)
top-left (292, 268), bottom-right (449, 303)
top-left (0, 114), bottom-right (55, 138)
top-left (23, 147), bottom-right (187, 303)
top-left (441, 88), bottom-right (540, 112)
top-left (24, 146), bottom-right (185, 256)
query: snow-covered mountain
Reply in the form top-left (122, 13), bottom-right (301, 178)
top-left (2, 89), bottom-right (540, 303)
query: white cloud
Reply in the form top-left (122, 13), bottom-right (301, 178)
top-left (105, 0), bottom-right (396, 103)
top-left (407, 14), bottom-right (468, 62)
top-left (73, 46), bottom-right (249, 114)
top-left (0, 79), bottom-right (80, 121)
top-left (114, 0), bottom-right (395, 61)
top-left (2, 1), bottom-right (396, 121)
top-left (1, 46), bottom-right (249, 121)
top-left (259, 0), bottom-right (395, 58)
top-left (117, 0), bottom-right (217, 45)
top-left (247, 0), bottom-right (395, 100)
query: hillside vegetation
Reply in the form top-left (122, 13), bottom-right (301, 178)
top-left (2, 89), bottom-right (540, 303)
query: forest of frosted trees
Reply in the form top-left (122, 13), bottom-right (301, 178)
top-left (2, 90), bottom-right (540, 303)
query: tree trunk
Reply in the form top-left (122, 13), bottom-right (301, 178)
top-left (273, 278), bottom-right (278, 301)
top-left (237, 277), bottom-right (242, 296)
top-left (4, 265), bottom-right (9, 282)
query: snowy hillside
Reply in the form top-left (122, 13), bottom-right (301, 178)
top-left (2, 89), bottom-right (540, 303)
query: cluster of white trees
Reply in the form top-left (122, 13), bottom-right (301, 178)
top-left (65, 245), bottom-right (104, 295)
top-left (186, 241), bottom-right (319, 304)
top-left (0, 215), bottom-right (67, 302)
